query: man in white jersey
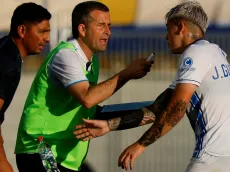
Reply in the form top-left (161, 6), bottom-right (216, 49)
top-left (73, 1), bottom-right (230, 171)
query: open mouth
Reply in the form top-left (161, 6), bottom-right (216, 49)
top-left (100, 39), bottom-right (108, 44)
top-left (38, 45), bottom-right (45, 50)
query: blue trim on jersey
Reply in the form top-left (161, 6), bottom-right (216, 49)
top-left (194, 92), bottom-right (207, 126)
top-left (65, 79), bottom-right (88, 87)
top-left (177, 79), bottom-right (201, 84)
top-left (190, 92), bottom-right (207, 158)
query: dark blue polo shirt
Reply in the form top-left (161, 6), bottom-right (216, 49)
top-left (0, 36), bottom-right (22, 124)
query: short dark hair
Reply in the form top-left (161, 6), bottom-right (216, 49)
top-left (9, 2), bottom-right (51, 38)
top-left (72, 1), bottom-right (109, 38)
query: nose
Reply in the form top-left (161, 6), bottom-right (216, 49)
top-left (45, 33), bottom-right (50, 43)
top-left (105, 25), bottom-right (111, 36)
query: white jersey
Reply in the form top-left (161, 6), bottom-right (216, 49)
top-left (170, 40), bottom-right (230, 158)
top-left (48, 39), bottom-right (94, 87)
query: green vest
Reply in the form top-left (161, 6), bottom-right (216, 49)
top-left (15, 41), bottom-right (99, 171)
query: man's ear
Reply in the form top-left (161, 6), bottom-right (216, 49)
top-left (78, 24), bottom-right (86, 37)
top-left (17, 25), bottom-right (27, 38)
top-left (177, 21), bottom-right (185, 34)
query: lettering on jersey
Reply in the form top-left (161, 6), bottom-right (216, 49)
top-left (212, 64), bottom-right (230, 80)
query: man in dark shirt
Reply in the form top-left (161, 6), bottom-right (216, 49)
top-left (0, 3), bottom-right (51, 171)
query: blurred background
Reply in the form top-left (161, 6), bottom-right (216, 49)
top-left (1, 0), bottom-right (230, 171)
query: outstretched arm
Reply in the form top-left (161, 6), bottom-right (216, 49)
top-left (104, 87), bottom-right (174, 130)
top-left (68, 58), bottom-right (153, 109)
top-left (73, 88), bottom-right (174, 140)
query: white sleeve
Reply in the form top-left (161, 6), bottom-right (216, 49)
top-left (176, 45), bottom-right (212, 87)
top-left (49, 49), bottom-right (88, 87)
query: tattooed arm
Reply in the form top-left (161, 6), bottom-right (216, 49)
top-left (117, 83), bottom-right (197, 170)
top-left (90, 87), bottom-right (173, 130)
top-left (137, 83), bottom-right (195, 146)
top-left (106, 88), bottom-right (174, 131)
top-left (106, 107), bottom-right (155, 131)
top-left (118, 83), bottom-right (196, 169)
top-left (138, 100), bottom-right (187, 146)
top-left (73, 88), bottom-right (174, 140)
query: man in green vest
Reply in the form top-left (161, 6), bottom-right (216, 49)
top-left (15, 1), bottom-right (153, 171)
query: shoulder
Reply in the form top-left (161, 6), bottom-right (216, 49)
top-left (56, 48), bottom-right (78, 57)
top-left (51, 48), bottom-right (81, 65)
top-left (180, 41), bottom-right (215, 66)
top-left (183, 40), bottom-right (217, 57)
top-left (0, 36), bottom-right (20, 66)
top-left (0, 36), bottom-right (17, 53)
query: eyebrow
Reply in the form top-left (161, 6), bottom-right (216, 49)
top-left (40, 28), bottom-right (51, 32)
top-left (98, 21), bottom-right (111, 26)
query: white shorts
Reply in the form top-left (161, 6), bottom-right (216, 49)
top-left (186, 152), bottom-right (230, 172)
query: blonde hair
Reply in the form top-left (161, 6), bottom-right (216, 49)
top-left (165, 1), bottom-right (208, 33)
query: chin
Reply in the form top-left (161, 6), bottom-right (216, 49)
top-left (98, 48), bottom-right (107, 52)
top-left (171, 50), bottom-right (181, 54)
top-left (171, 48), bottom-right (183, 54)
top-left (28, 50), bottom-right (42, 56)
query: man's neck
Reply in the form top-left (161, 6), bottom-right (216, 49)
top-left (76, 38), bottom-right (94, 61)
top-left (11, 37), bottom-right (28, 60)
top-left (182, 36), bottom-right (204, 53)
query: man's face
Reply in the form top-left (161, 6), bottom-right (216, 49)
top-left (23, 20), bottom-right (50, 55)
top-left (166, 20), bottom-right (184, 54)
top-left (83, 10), bottom-right (111, 53)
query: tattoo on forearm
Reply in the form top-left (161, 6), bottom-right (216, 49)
top-left (165, 100), bottom-right (187, 127)
top-left (146, 88), bottom-right (174, 117)
top-left (139, 108), bottom-right (156, 126)
top-left (138, 100), bottom-right (187, 147)
top-left (106, 107), bottom-right (155, 131)
top-left (104, 89), bottom-right (175, 132)
top-left (107, 118), bottom-right (121, 131)
top-left (138, 123), bottom-right (164, 147)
